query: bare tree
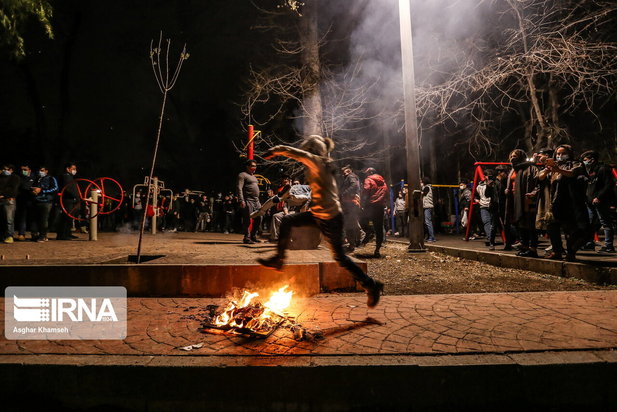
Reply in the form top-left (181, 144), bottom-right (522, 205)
top-left (414, 0), bottom-right (617, 156)
top-left (136, 33), bottom-right (188, 263)
top-left (240, 0), bottom-right (382, 168)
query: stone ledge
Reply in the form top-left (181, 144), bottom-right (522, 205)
top-left (428, 244), bottom-right (616, 285)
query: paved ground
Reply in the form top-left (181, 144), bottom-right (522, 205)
top-left (2, 290), bottom-right (616, 358)
top-left (0, 232), bottom-right (332, 265)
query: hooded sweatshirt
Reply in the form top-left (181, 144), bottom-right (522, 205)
top-left (363, 174), bottom-right (387, 206)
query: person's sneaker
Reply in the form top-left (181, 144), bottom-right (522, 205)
top-left (426, 238), bottom-right (436, 243)
top-left (518, 249), bottom-right (538, 258)
top-left (243, 237), bottom-right (255, 244)
top-left (366, 280), bottom-right (384, 308)
top-left (545, 252), bottom-right (563, 260)
top-left (488, 245), bottom-right (495, 251)
top-left (580, 242), bottom-right (596, 251)
top-left (598, 246), bottom-right (616, 254)
top-left (37, 236), bottom-right (49, 243)
top-left (16, 234), bottom-right (26, 241)
top-left (250, 237), bottom-right (263, 243)
top-left (3, 236), bottom-right (14, 244)
top-left (503, 245), bottom-right (513, 251)
top-left (373, 249), bottom-right (381, 258)
top-left (257, 256), bottom-right (284, 271)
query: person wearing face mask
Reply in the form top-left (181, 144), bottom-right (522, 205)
top-left (56, 162), bottom-right (79, 240)
top-left (15, 164), bottom-right (35, 241)
top-left (543, 145), bottom-right (589, 261)
top-left (505, 149), bottom-right (539, 257)
top-left (31, 166), bottom-right (58, 242)
top-left (581, 150), bottom-right (615, 253)
top-left (535, 148), bottom-right (565, 259)
top-left (0, 164), bottom-right (21, 243)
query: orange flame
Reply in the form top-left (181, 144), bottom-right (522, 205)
top-left (212, 286), bottom-right (293, 332)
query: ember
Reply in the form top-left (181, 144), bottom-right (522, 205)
top-left (204, 286), bottom-right (294, 338)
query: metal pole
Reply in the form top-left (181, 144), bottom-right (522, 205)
top-left (89, 190), bottom-right (98, 241)
top-left (398, 0), bottom-right (425, 252)
top-left (248, 125), bottom-right (254, 160)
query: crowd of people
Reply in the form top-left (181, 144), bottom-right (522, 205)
top-left (2, 144), bottom-right (614, 267)
top-left (461, 146), bottom-right (616, 261)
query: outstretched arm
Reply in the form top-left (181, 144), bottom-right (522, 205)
top-left (265, 145), bottom-right (319, 174)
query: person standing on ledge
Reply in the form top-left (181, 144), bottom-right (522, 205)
top-left (237, 159), bottom-right (262, 244)
top-left (257, 135), bottom-right (384, 308)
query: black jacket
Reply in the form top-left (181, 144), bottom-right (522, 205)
top-left (586, 163), bottom-right (616, 204)
top-left (60, 172), bottom-right (79, 200)
top-left (0, 173), bottom-right (20, 198)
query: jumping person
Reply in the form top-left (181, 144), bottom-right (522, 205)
top-left (257, 135), bottom-right (384, 308)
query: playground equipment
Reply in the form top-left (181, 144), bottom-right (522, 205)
top-left (59, 177), bottom-right (124, 241)
top-left (132, 176), bottom-right (173, 235)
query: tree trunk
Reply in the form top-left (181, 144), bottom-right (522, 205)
top-left (298, 0), bottom-right (322, 137)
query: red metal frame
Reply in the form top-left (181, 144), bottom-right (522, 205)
top-left (59, 178), bottom-right (102, 221)
top-left (85, 177), bottom-right (124, 215)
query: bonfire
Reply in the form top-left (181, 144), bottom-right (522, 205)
top-left (202, 286), bottom-right (295, 338)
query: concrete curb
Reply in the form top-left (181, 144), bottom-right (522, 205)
top-left (427, 244), bottom-right (617, 285)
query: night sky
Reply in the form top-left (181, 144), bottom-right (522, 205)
top-left (0, 1), bottom-right (279, 193)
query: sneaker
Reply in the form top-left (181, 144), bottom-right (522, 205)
top-left (366, 280), bottom-right (384, 308)
top-left (517, 249), bottom-right (538, 258)
top-left (16, 234), bottom-right (26, 241)
top-left (545, 252), bottom-right (563, 260)
top-left (3, 236), bottom-right (14, 244)
top-left (426, 238), bottom-right (436, 243)
top-left (243, 237), bottom-right (255, 244)
top-left (503, 245), bottom-right (513, 251)
top-left (598, 246), bottom-right (616, 254)
top-left (37, 237), bottom-right (49, 243)
top-left (580, 242), bottom-right (596, 251)
top-left (373, 249), bottom-right (381, 258)
top-left (488, 245), bottom-right (495, 251)
top-left (223, 231), bottom-right (229, 234)
top-left (250, 237), bottom-right (263, 243)
top-left (544, 245), bottom-right (553, 252)
top-left (257, 256), bottom-right (284, 271)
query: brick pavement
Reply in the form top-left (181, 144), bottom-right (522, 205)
top-left (2, 290), bottom-right (616, 358)
top-left (0, 232), bottom-right (337, 265)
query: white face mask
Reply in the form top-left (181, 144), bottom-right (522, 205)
top-left (2, 170), bottom-right (12, 176)
top-left (39, 171), bottom-right (47, 177)
top-left (70, 170), bottom-right (77, 176)
top-left (459, 185), bottom-right (466, 190)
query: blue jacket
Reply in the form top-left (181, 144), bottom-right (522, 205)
top-left (34, 175), bottom-right (59, 203)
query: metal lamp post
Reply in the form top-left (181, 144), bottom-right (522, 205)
top-left (398, 0), bottom-right (425, 252)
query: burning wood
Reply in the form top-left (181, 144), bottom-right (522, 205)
top-left (201, 286), bottom-right (295, 338)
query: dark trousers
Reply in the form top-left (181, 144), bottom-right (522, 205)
top-left (277, 211), bottom-right (375, 289)
top-left (342, 203), bottom-right (362, 246)
top-left (241, 201), bottom-right (261, 239)
top-left (546, 222), bottom-right (565, 254)
top-left (395, 211), bottom-right (407, 237)
top-left (32, 202), bottom-right (53, 238)
top-left (362, 204), bottom-right (385, 249)
top-left (518, 227), bottom-right (538, 249)
top-left (16, 200), bottom-right (34, 235)
top-left (57, 200), bottom-right (76, 239)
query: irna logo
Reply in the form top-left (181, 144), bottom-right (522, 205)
top-left (13, 295), bottom-right (119, 322)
